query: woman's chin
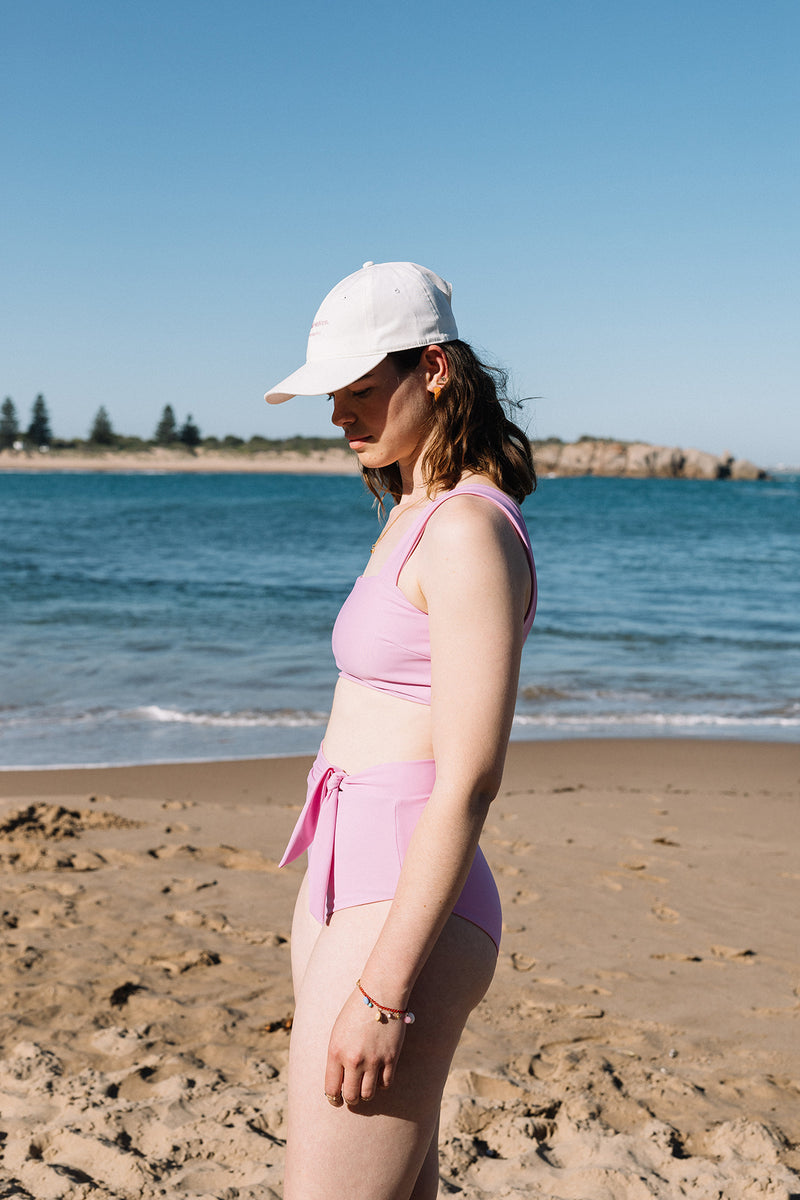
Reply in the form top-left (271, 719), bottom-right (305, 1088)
top-left (350, 446), bottom-right (395, 470)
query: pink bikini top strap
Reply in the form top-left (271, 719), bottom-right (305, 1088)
top-left (381, 485), bottom-right (536, 622)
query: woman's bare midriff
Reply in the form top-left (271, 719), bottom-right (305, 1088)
top-left (322, 676), bottom-right (434, 775)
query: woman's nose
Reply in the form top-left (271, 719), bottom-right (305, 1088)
top-left (330, 395), bottom-right (354, 428)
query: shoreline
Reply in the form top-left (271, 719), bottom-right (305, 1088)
top-left (0, 446), bottom-right (362, 474)
top-left (1, 737), bottom-right (798, 1196)
top-left (1, 728), bottom-right (797, 775)
top-left (0, 733), bottom-right (797, 781)
top-left (0, 440), bottom-right (770, 479)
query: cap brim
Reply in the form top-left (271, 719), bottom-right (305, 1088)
top-left (264, 352), bottom-right (388, 404)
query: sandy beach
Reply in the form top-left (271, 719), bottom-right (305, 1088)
top-left (1, 738), bottom-right (798, 1198)
top-left (0, 447), bottom-right (360, 475)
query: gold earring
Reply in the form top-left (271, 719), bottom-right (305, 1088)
top-left (432, 385), bottom-right (443, 401)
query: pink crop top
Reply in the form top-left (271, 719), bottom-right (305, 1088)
top-left (331, 484), bottom-right (536, 705)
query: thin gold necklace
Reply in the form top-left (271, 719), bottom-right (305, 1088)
top-left (370, 497), bottom-right (427, 555)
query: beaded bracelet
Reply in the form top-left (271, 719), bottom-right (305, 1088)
top-left (356, 979), bottom-right (416, 1024)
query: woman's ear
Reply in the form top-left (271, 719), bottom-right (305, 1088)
top-left (420, 344), bottom-right (449, 394)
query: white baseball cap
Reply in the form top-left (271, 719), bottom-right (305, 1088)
top-left (264, 261), bottom-right (459, 404)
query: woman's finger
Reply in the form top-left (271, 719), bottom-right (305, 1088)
top-left (324, 1059), bottom-right (344, 1107)
top-left (359, 1067), bottom-right (379, 1102)
top-left (342, 1071), bottom-right (364, 1107)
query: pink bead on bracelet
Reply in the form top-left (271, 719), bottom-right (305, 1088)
top-left (356, 979), bottom-right (415, 1024)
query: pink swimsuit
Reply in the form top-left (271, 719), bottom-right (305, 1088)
top-left (279, 485), bottom-right (537, 950)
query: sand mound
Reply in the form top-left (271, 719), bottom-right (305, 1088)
top-left (438, 1054), bottom-right (800, 1199)
top-left (0, 802), bottom-right (143, 873)
top-left (0, 802), bottom-right (139, 839)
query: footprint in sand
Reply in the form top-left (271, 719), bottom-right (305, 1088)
top-left (615, 861), bottom-right (669, 883)
top-left (168, 909), bottom-right (232, 932)
top-left (165, 909), bottom-right (288, 946)
top-left (145, 947), bottom-right (222, 975)
top-left (651, 901), bottom-right (680, 923)
top-left (148, 844), bottom-right (278, 871)
top-left (710, 944), bottom-right (756, 961)
top-left (161, 877), bottom-right (218, 895)
top-left (0, 844), bottom-right (107, 872)
top-left (563, 1003), bottom-right (605, 1019)
top-left (491, 837), bottom-right (534, 854)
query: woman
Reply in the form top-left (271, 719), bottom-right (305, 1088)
top-left (264, 261), bottom-right (537, 1200)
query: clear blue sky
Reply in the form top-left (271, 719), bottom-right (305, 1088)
top-left (2, 0), bottom-right (798, 467)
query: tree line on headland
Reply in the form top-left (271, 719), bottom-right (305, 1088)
top-left (1, 394), bottom-right (767, 479)
top-left (0, 394), bottom-right (337, 456)
top-left (1, 395), bottom-right (207, 452)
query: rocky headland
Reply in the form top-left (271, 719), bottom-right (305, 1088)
top-left (534, 439), bottom-right (767, 480)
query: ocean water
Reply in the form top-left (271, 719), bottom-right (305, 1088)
top-left (1, 470), bottom-right (797, 767)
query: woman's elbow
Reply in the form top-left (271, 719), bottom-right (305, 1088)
top-left (469, 770), bottom-right (504, 816)
top-left (433, 732), bottom-right (510, 815)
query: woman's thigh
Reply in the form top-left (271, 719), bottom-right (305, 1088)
top-left (290, 871), bottom-right (321, 996)
top-left (284, 900), bottom-right (497, 1200)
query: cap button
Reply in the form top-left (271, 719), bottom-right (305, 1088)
top-left (362, 261), bottom-right (374, 269)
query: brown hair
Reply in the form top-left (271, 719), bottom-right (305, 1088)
top-left (361, 341), bottom-right (536, 506)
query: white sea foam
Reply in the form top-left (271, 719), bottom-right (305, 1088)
top-left (513, 712), bottom-right (800, 729)
top-left (2, 705), bottom-right (798, 738)
top-left (0, 706), bottom-right (329, 732)
top-left (134, 705), bottom-right (328, 728)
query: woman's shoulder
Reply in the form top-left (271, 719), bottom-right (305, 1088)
top-left (417, 478), bottom-right (535, 623)
top-left (430, 476), bottom-right (522, 521)
top-left (422, 479), bottom-right (526, 554)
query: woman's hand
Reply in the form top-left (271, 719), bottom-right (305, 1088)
top-left (324, 987), bottom-right (408, 1107)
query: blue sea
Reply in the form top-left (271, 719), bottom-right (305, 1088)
top-left (1, 470), bottom-right (798, 768)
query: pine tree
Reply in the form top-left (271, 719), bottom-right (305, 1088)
top-left (89, 406), bottom-right (115, 445)
top-left (27, 394), bottom-right (52, 446)
top-left (0, 398), bottom-right (19, 449)
top-left (154, 404), bottom-right (178, 445)
top-left (179, 413), bottom-right (201, 448)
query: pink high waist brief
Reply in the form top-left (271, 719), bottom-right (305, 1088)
top-left (279, 746), bottom-right (502, 950)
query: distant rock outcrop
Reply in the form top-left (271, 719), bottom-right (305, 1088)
top-left (534, 439), bottom-right (768, 480)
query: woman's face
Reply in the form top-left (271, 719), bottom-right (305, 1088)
top-left (329, 355), bottom-right (433, 472)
